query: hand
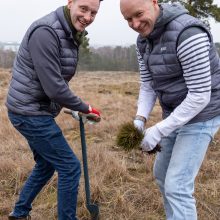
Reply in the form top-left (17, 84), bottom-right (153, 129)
top-left (134, 119), bottom-right (145, 132)
top-left (141, 125), bottom-right (162, 152)
top-left (87, 105), bottom-right (101, 117)
top-left (71, 111), bottom-right (80, 121)
top-left (80, 105), bottom-right (101, 124)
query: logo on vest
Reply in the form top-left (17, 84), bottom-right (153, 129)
top-left (161, 47), bottom-right (167, 51)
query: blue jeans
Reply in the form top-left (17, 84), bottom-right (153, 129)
top-left (153, 115), bottom-right (220, 220)
top-left (8, 112), bottom-right (81, 220)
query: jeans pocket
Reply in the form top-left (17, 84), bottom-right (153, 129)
top-left (12, 121), bottom-right (24, 127)
top-left (8, 114), bottom-right (25, 128)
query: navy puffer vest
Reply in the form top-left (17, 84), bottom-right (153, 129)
top-left (6, 7), bottom-right (79, 116)
top-left (137, 3), bottom-right (220, 123)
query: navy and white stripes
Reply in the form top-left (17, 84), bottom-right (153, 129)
top-left (177, 33), bottom-right (211, 93)
top-left (136, 48), bottom-right (157, 119)
top-left (136, 48), bottom-right (152, 82)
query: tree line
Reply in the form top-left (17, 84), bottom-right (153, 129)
top-left (0, 48), bottom-right (16, 69)
top-left (78, 45), bottom-right (138, 71)
top-left (1, 43), bottom-right (220, 71)
top-left (0, 45), bottom-right (139, 71)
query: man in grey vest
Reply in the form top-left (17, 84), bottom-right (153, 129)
top-left (120, 0), bottom-right (220, 219)
top-left (6, 0), bottom-right (103, 219)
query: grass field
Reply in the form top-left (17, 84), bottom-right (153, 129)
top-left (0, 69), bottom-right (219, 220)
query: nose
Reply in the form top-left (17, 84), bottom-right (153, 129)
top-left (84, 12), bottom-right (92, 23)
top-left (131, 18), bottom-right (140, 30)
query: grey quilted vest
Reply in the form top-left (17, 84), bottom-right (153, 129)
top-left (137, 3), bottom-right (220, 123)
top-left (6, 7), bottom-right (79, 117)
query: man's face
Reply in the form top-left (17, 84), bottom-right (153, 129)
top-left (67, 0), bottom-right (100, 32)
top-left (120, 0), bottom-right (159, 37)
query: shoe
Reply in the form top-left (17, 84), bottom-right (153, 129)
top-left (8, 213), bottom-right (31, 220)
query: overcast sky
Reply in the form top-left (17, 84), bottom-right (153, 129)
top-left (0, 0), bottom-right (219, 46)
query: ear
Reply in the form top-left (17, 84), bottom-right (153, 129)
top-left (67, 0), bottom-right (73, 9)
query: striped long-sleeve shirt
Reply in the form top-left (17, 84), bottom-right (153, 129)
top-left (136, 28), bottom-right (211, 136)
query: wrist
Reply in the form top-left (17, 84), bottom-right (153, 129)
top-left (135, 115), bottom-right (146, 123)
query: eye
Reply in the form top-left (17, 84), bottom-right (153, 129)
top-left (136, 12), bottom-right (143, 18)
top-left (80, 6), bottom-right (87, 12)
top-left (125, 17), bottom-right (132, 22)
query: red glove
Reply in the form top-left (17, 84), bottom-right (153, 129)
top-left (87, 105), bottom-right (101, 117)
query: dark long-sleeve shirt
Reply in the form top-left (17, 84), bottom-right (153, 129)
top-left (28, 26), bottom-right (89, 113)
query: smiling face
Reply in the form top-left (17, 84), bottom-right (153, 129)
top-left (67, 0), bottom-right (100, 32)
top-left (120, 0), bottom-right (160, 37)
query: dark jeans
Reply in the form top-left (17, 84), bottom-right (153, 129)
top-left (8, 112), bottom-right (81, 220)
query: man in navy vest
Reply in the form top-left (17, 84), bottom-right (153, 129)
top-left (120, 0), bottom-right (220, 219)
top-left (6, 0), bottom-right (103, 219)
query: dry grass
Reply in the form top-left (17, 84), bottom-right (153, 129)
top-left (0, 69), bottom-right (219, 220)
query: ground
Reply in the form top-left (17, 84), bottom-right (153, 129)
top-left (0, 69), bottom-right (219, 219)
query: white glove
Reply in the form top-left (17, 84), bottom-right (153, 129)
top-left (71, 111), bottom-right (80, 121)
top-left (134, 119), bottom-right (145, 132)
top-left (71, 111), bottom-right (88, 124)
top-left (141, 125), bottom-right (163, 152)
